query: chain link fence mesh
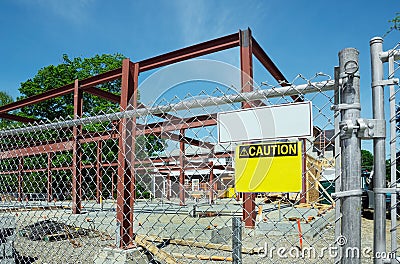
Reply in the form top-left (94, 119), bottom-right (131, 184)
top-left (0, 75), bottom-right (339, 263)
top-left (388, 42), bottom-right (400, 263)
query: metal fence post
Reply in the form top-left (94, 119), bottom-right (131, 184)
top-left (339, 48), bottom-right (362, 264)
top-left (370, 37), bottom-right (387, 264)
top-left (334, 66), bottom-right (343, 264)
top-left (388, 51), bottom-right (397, 264)
top-left (232, 217), bottom-right (242, 264)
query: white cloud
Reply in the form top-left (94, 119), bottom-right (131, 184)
top-left (22, 0), bottom-right (94, 25)
top-left (173, 1), bottom-right (207, 45)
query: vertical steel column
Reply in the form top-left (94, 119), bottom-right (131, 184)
top-left (370, 37), bottom-right (387, 264)
top-left (72, 79), bottom-right (83, 214)
top-left (301, 139), bottom-right (307, 203)
top-left (179, 128), bottom-right (186, 206)
top-left (167, 173), bottom-right (171, 201)
top-left (96, 141), bottom-right (102, 204)
top-left (111, 171), bottom-right (115, 199)
top-left (47, 153), bottom-right (52, 202)
top-left (240, 28), bottom-right (256, 228)
top-left (388, 53), bottom-right (397, 264)
top-left (117, 59), bottom-right (138, 248)
top-left (209, 162), bottom-right (214, 204)
top-left (18, 157), bottom-right (23, 202)
top-left (339, 48), bottom-right (361, 264)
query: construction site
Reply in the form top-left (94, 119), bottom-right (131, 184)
top-left (0, 29), bottom-right (338, 263)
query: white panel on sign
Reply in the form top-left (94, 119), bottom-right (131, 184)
top-left (217, 101), bottom-right (313, 143)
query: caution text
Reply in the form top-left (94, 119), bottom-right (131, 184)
top-left (238, 142), bottom-right (298, 158)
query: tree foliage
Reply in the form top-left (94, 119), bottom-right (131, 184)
top-left (0, 54), bottom-right (167, 196)
top-left (0, 91), bottom-right (14, 128)
top-left (384, 12), bottom-right (400, 37)
top-left (361, 149), bottom-right (373, 171)
top-left (18, 54), bottom-right (125, 121)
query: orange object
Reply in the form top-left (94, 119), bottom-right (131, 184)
top-left (296, 219), bottom-right (303, 250)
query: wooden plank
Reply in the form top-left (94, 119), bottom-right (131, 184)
top-left (144, 235), bottom-right (264, 255)
top-left (134, 234), bottom-right (179, 264)
top-left (171, 253), bottom-right (233, 262)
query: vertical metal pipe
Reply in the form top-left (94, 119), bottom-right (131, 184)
top-left (301, 138), bottom-right (307, 203)
top-left (209, 162), bottom-right (214, 204)
top-left (96, 141), bottom-right (102, 204)
top-left (232, 217), bottom-right (242, 264)
top-left (334, 66), bottom-right (343, 264)
top-left (47, 153), bottom-right (52, 202)
top-left (370, 37), bottom-right (387, 264)
top-left (339, 48), bottom-right (361, 264)
top-left (167, 173), bottom-right (171, 201)
top-left (388, 53), bottom-right (397, 263)
top-left (179, 128), bottom-right (186, 206)
top-left (18, 157), bottom-right (23, 202)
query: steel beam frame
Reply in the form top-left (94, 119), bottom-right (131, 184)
top-left (0, 29), bottom-right (291, 244)
top-left (240, 29), bottom-right (257, 228)
top-left (116, 59), bottom-right (138, 248)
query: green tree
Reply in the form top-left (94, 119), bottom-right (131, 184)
top-left (361, 149), bottom-right (373, 171)
top-left (18, 54), bottom-right (125, 120)
top-left (384, 12), bottom-right (400, 37)
top-left (0, 54), bottom-right (167, 198)
top-left (0, 91), bottom-right (13, 128)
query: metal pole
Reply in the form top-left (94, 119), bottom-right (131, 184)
top-left (232, 217), bottom-right (242, 264)
top-left (388, 50), bottom-right (397, 264)
top-left (339, 48), bottom-right (361, 264)
top-left (370, 37), bottom-right (387, 264)
top-left (334, 66), bottom-right (343, 264)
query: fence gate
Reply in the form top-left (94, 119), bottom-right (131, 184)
top-left (370, 38), bottom-right (400, 264)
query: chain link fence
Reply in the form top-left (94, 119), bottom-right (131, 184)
top-left (387, 41), bottom-right (400, 264)
top-left (0, 73), bottom-right (342, 264)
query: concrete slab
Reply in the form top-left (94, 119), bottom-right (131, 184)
top-left (94, 247), bottom-right (148, 264)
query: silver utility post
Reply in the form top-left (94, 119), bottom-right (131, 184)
top-left (338, 48), bottom-right (362, 264)
top-left (370, 37), bottom-right (387, 264)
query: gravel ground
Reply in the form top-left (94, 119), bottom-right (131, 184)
top-left (11, 216), bottom-right (394, 264)
top-left (3, 204), bottom-right (398, 264)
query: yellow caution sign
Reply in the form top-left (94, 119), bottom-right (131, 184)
top-left (235, 141), bottom-right (302, 192)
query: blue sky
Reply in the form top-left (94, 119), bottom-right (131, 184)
top-left (0, 0), bottom-right (399, 148)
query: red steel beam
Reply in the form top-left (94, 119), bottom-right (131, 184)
top-left (79, 68), bottom-right (122, 89)
top-left (72, 79), bottom-right (83, 214)
top-left (117, 59), bottom-right (138, 248)
top-left (139, 33), bottom-right (240, 72)
top-left (0, 83), bottom-right (74, 114)
top-left (137, 113), bottom-right (217, 135)
top-left (0, 113), bottom-right (217, 159)
top-left (0, 141), bottom-right (74, 159)
top-left (160, 131), bottom-right (214, 149)
top-left (84, 87), bottom-right (121, 103)
top-left (0, 113), bottom-right (37, 123)
top-left (240, 29), bottom-right (256, 228)
top-left (0, 68), bottom-right (122, 114)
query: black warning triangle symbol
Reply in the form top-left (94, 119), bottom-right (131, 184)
top-left (239, 146), bottom-right (249, 158)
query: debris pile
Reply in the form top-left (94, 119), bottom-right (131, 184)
top-left (19, 220), bottom-right (86, 247)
